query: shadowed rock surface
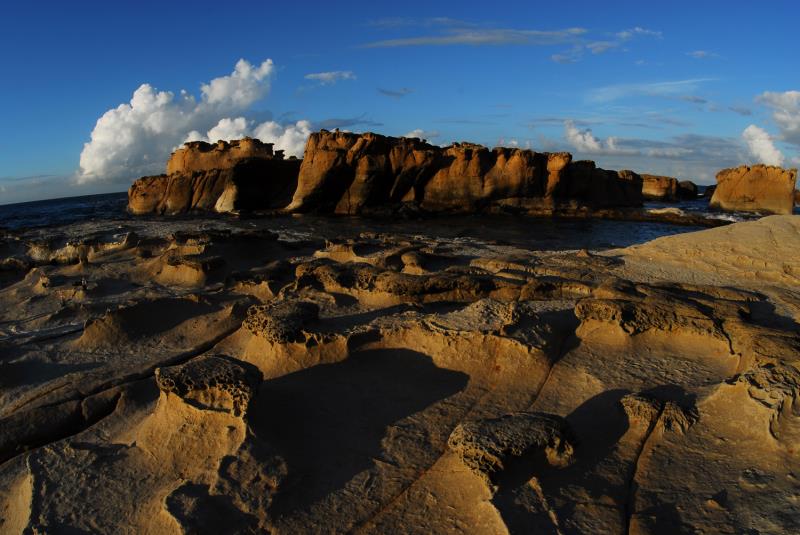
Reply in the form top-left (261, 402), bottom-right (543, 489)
top-left (0, 213), bottom-right (798, 534)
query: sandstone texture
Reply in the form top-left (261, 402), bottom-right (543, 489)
top-left (1, 212), bottom-right (798, 534)
top-left (128, 139), bottom-right (300, 215)
top-left (710, 164), bottom-right (797, 214)
top-left (167, 138), bottom-right (286, 175)
top-left (289, 130), bottom-right (643, 215)
top-left (125, 131), bottom-right (738, 227)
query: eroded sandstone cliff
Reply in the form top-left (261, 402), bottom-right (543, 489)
top-left (709, 164), bottom-right (797, 214)
top-left (288, 130), bottom-right (643, 214)
top-left (167, 138), bottom-right (285, 175)
top-left (128, 131), bottom-right (651, 216)
top-left (128, 139), bottom-right (300, 215)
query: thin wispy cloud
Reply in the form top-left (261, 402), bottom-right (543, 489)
top-left (304, 70), bottom-right (356, 85)
top-left (587, 78), bottom-right (715, 103)
top-left (551, 26), bottom-right (662, 63)
top-left (728, 105), bottom-right (752, 116)
top-left (378, 87), bottom-right (414, 98)
top-left (680, 95), bottom-right (708, 104)
top-left (616, 27), bottom-right (663, 40)
top-left (317, 114), bottom-right (383, 130)
top-left (552, 45), bottom-right (584, 64)
top-left (366, 17), bottom-right (473, 28)
top-left (362, 27), bottom-right (587, 48)
top-left (687, 50), bottom-right (717, 59)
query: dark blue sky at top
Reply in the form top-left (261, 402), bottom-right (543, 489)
top-left (0, 0), bottom-right (798, 203)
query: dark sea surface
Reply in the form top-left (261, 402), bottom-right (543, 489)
top-left (0, 191), bottom-right (791, 251)
top-left (0, 192), bottom-right (130, 230)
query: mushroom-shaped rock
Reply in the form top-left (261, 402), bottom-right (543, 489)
top-left (243, 300), bottom-right (320, 343)
top-left (155, 354), bottom-right (260, 416)
top-left (447, 412), bottom-right (575, 484)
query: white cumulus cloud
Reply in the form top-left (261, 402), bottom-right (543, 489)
top-left (564, 121), bottom-right (636, 155)
top-left (742, 125), bottom-right (784, 166)
top-left (78, 58), bottom-right (311, 184)
top-left (403, 128), bottom-right (440, 141)
top-left (186, 118), bottom-right (313, 159)
top-left (565, 121), bottom-right (602, 152)
top-left (757, 90), bottom-right (800, 147)
top-left (304, 71), bottom-right (356, 85)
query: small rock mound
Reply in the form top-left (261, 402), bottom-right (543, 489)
top-left (448, 412), bottom-right (575, 484)
top-left (155, 355), bottom-right (260, 416)
top-left (243, 300), bottom-right (319, 343)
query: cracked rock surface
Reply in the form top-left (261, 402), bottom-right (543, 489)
top-left (0, 214), bottom-right (798, 534)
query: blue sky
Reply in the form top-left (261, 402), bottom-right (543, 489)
top-left (1, 0), bottom-right (798, 204)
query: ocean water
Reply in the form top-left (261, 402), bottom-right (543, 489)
top-left (0, 192), bottom-right (130, 230)
top-left (0, 191), bottom-right (793, 251)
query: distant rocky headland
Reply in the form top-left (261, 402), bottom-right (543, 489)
top-left (128, 130), bottom-right (798, 222)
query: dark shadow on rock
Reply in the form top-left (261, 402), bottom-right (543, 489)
top-left (0, 360), bottom-right (102, 390)
top-left (165, 482), bottom-right (260, 534)
top-left (641, 384), bottom-right (698, 412)
top-left (632, 501), bottom-right (696, 535)
top-left (247, 348), bottom-right (469, 517)
top-left (492, 389), bottom-right (631, 535)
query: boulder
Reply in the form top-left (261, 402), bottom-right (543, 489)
top-left (288, 130), bottom-right (642, 214)
top-left (709, 165), bottom-right (797, 215)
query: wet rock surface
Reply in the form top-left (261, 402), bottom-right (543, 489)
top-left (0, 213), bottom-right (798, 534)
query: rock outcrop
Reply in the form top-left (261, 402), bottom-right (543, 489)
top-left (167, 138), bottom-right (287, 175)
top-left (709, 164), bottom-right (797, 214)
top-left (288, 130), bottom-right (643, 214)
top-left (128, 139), bottom-right (300, 215)
top-left (2, 213), bottom-right (800, 534)
top-left (641, 174), bottom-right (698, 201)
top-left (678, 180), bottom-right (699, 199)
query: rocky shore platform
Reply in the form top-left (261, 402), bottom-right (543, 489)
top-left (0, 213), bottom-right (798, 534)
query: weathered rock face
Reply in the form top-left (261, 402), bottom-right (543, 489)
top-left (710, 164), bottom-right (797, 214)
top-left (2, 214), bottom-right (800, 534)
top-left (167, 138), bottom-right (283, 175)
top-left (128, 142), bottom-right (301, 215)
top-left (640, 174), bottom-right (698, 201)
top-left (678, 180), bottom-right (699, 199)
top-left (288, 130), bottom-right (642, 214)
top-left (641, 174), bottom-right (679, 201)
